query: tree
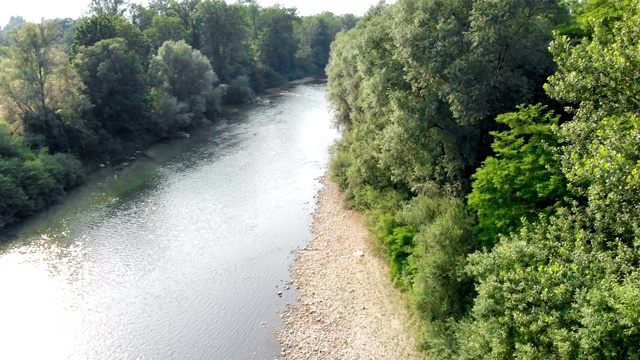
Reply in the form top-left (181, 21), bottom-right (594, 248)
top-left (74, 38), bottom-right (151, 142)
top-left (389, 0), bottom-right (562, 180)
top-left (163, 0), bottom-right (202, 48)
top-left (237, 0), bottom-right (261, 40)
top-left (468, 105), bottom-right (568, 247)
top-left (326, 0), bottom-right (578, 356)
top-left (52, 18), bottom-right (78, 53)
top-left (459, 209), bottom-right (640, 359)
top-left (72, 15), bottom-right (150, 65)
top-left (223, 75), bottom-right (254, 104)
top-left (557, 0), bottom-right (635, 38)
top-left (144, 15), bottom-right (188, 50)
top-left (89, 0), bottom-right (129, 17)
top-left (196, 0), bottom-right (252, 83)
top-left (257, 5), bottom-right (299, 76)
top-left (457, 10), bottom-right (640, 359)
top-left (128, 3), bottom-right (158, 32)
top-left (0, 21), bottom-right (90, 152)
top-left (546, 10), bottom-right (640, 243)
top-left (149, 40), bottom-right (220, 135)
top-left (297, 13), bottom-right (341, 74)
top-left (0, 16), bottom-right (26, 47)
top-left (0, 122), bottom-right (85, 228)
top-left (405, 197), bottom-right (477, 358)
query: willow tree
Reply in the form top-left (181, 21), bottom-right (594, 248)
top-left (0, 21), bottom-right (89, 152)
top-left (149, 40), bottom-right (220, 136)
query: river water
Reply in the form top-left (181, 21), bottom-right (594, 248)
top-left (0, 83), bottom-right (339, 359)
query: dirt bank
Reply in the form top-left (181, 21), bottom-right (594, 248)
top-left (277, 178), bottom-right (423, 359)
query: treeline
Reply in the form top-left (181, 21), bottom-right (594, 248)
top-left (327, 0), bottom-right (640, 358)
top-left (0, 0), bottom-right (356, 228)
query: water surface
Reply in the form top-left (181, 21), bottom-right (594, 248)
top-left (0, 83), bottom-right (338, 359)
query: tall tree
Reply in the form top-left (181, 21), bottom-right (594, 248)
top-left (0, 16), bottom-right (26, 47)
top-left (0, 21), bottom-right (89, 151)
top-left (74, 38), bottom-right (151, 141)
top-left (257, 5), bottom-right (299, 75)
top-left (297, 13), bottom-right (341, 74)
top-left (165, 0), bottom-right (202, 48)
top-left (128, 3), bottom-right (158, 32)
top-left (149, 39), bottom-right (220, 133)
top-left (89, 0), bottom-right (129, 17)
top-left (72, 15), bottom-right (150, 65)
top-left (144, 14), bottom-right (188, 50)
top-left (196, 0), bottom-right (252, 83)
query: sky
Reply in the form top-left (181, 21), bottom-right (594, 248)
top-left (1, 0), bottom-right (397, 28)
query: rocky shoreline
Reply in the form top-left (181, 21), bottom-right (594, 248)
top-left (277, 178), bottom-right (422, 359)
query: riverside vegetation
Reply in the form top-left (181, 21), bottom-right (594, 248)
top-left (0, 0), bottom-right (356, 228)
top-left (3, 0), bottom-right (640, 358)
top-left (327, 0), bottom-right (640, 358)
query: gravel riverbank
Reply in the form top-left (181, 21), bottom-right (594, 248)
top-left (277, 178), bottom-right (423, 359)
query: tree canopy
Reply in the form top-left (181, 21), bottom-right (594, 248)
top-left (327, 0), bottom-right (640, 358)
top-left (0, 0), bottom-right (357, 228)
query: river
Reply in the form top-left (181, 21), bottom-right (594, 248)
top-left (0, 82), bottom-right (339, 359)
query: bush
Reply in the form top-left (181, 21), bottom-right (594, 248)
top-left (0, 172), bottom-right (30, 227)
top-left (0, 127), bottom-right (85, 228)
top-left (373, 213), bottom-right (418, 287)
top-left (223, 75), bottom-right (254, 104)
top-left (467, 104), bottom-right (568, 247)
top-left (261, 66), bottom-right (287, 88)
top-left (405, 197), bottom-right (477, 356)
top-left (151, 91), bottom-right (193, 138)
top-left (458, 209), bottom-right (640, 359)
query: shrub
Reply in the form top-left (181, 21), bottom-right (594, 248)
top-left (223, 75), bottom-right (254, 104)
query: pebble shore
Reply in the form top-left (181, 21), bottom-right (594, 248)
top-left (277, 178), bottom-right (423, 359)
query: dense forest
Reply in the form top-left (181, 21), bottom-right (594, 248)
top-left (0, 0), bottom-right (356, 228)
top-left (327, 0), bottom-right (640, 358)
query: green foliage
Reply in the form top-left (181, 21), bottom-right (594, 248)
top-left (74, 38), bottom-right (152, 143)
top-left (459, 210), bottom-right (640, 359)
top-left (454, 9), bottom-right (640, 360)
top-left (150, 90), bottom-right (192, 138)
top-left (149, 40), bottom-right (219, 135)
top-left (256, 6), bottom-right (299, 76)
top-left (296, 13), bottom-right (344, 75)
top-left (406, 197), bottom-right (477, 357)
top-left (72, 15), bottom-right (150, 65)
top-left (556, 0), bottom-right (636, 38)
top-left (327, 0), bottom-right (562, 206)
top-left (0, 21), bottom-right (91, 153)
top-left (223, 75), bottom-right (254, 104)
top-left (0, 124), bottom-right (85, 227)
top-left (0, 172), bottom-right (31, 227)
top-left (89, 0), bottom-right (129, 17)
top-left (128, 3), bottom-right (158, 32)
top-left (468, 104), bottom-right (568, 247)
top-left (327, 7), bottom-right (565, 352)
top-left (196, 1), bottom-right (253, 84)
top-left (547, 11), bottom-right (640, 244)
top-left (144, 15), bottom-right (188, 50)
top-left (375, 214), bottom-right (418, 287)
top-left (327, 0), bottom-right (640, 358)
